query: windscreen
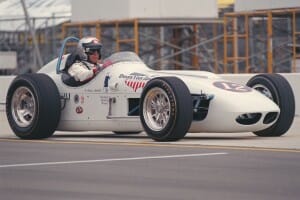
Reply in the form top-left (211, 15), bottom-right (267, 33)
top-left (102, 51), bottom-right (143, 67)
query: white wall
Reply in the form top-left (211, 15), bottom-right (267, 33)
top-left (71, 0), bottom-right (218, 22)
top-left (72, 0), bottom-right (129, 22)
top-left (129, 0), bottom-right (218, 18)
top-left (235, 0), bottom-right (300, 12)
top-left (0, 52), bottom-right (17, 69)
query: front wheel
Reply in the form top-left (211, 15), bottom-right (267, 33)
top-left (140, 77), bottom-right (193, 141)
top-left (247, 73), bottom-right (295, 137)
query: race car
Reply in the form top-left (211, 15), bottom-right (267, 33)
top-left (5, 37), bottom-right (295, 141)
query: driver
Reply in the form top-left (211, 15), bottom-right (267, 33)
top-left (68, 36), bottom-right (103, 82)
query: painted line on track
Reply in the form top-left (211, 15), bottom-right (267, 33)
top-left (0, 152), bottom-right (227, 168)
top-left (0, 138), bottom-right (300, 153)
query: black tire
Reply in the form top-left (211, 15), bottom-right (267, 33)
top-left (113, 131), bottom-right (141, 135)
top-left (246, 73), bottom-right (295, 137)
top-left (140, 77), bottom-right (193, 141)
top-left (6, 73), bottom-right (61, 139)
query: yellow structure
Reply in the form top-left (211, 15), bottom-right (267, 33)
top-left (61, 6), bottom-right (300, 73)
top-left (224, 8), bottom-right (300, 73)
top-left (218, 0), bottom-right (235, 8)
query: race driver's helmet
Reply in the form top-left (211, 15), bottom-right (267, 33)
top-left (77, 36), bottom-right (102, 60)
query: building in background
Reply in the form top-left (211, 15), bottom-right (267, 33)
top-left (0, 0), bottom-right (299, 74)
top-left (224, 0), bottom-right (300, 73)
top-left (0, 0), bottom-right (70, 74)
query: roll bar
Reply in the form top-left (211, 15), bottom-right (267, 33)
top-left (56, 36), bottom-right (79, 74)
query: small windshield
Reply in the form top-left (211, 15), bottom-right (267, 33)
top-left (102, 51), bottom-right (143, 67)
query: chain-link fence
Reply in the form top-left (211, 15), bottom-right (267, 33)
top-left (0, 16), bottom-right (69, 75)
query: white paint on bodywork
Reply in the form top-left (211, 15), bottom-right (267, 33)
top-left (0, 52), bottom-right (294, 134)
top-left (42, 56), bottom-right (280, 133)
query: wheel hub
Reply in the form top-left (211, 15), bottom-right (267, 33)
top-left (253, 84), bottom-right (273, 100)
top-left (11, 87), bottom-right (36, 127)
top-left (143, 87), bottom-right (171, 131)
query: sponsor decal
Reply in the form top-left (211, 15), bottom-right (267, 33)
top-left (62, 93), bottom-right (70, 100)
top-left (75, 106), bottom-right (83, 114)
top-left (213, 81), bottom-right (252, 92)
top-left (119, 72), bottom-right (150, 92)
top-left (74, 95), bottom-right (84, 104)
top-left (100, 96), bottom-right (109, 104)
top-left (84, 89), bottom-right (101, 92)
top-left (74, 94), bottom-right (79, 104)
top-left (80, 96), bottom-right (85, 104)
top-left (104, 73), bottom-right (111, 92)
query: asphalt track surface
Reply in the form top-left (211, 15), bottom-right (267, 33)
top-left (1, 140), bottom-right (300, 200)
top-left (1, 115), bottom-right (300, 200)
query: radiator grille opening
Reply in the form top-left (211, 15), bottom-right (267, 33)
top-left (263, 112), bottom-right (278, 124)
top-left (236, 113), bottom-right (262, 125)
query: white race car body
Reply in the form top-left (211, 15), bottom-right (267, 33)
top-left (6, 37), bottom-right (294, 141)
top-left (39, 52), bottom-right (279, 133)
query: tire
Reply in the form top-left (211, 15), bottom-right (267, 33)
top-left (113, 131), bottom-right (141, 135)
top-left (6, 73), bottom-right (61, 139)
top-left (140, 77), bottom-right (193, 141)
top-left (246, 73), bottom-right (295, 137)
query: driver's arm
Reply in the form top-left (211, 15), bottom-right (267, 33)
top-left (68, 62), bottom-right (96, 82)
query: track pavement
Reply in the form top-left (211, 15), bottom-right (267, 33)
top-left (1, 110), bottom-right (299, 149)
top-left (1, 113), bottom-right (300, 200)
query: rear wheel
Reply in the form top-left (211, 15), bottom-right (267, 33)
top-left (140, 77), bottom-right (193, 141)
top-left (246, 74), bottom-right (295, 137)
top-left (6, 73), bottom-right (61, 139)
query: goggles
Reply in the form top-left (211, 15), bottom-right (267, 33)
top-left (86, 49), bottom-right (100, 55)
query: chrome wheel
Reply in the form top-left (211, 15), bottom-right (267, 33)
top-left (11, 86), bottom-right (36, 128)
top-left (140, 77), bottom-right (193, 141)
top-left (252, 84), bottom-right (273, 100)
top-left (143, 87), bottom-right (171, 131)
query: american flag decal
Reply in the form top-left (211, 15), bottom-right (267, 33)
top-left (120, 73), bottom-right (150, 92)
top-left (125, 80), bottom-right (146, 92)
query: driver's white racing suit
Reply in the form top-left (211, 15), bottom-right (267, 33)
top-left (68, 61), bottom-right (101, 82)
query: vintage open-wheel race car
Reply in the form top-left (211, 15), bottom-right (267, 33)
top-left (5, 37), bottom-right (295, 141)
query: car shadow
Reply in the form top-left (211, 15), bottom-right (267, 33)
top-left (52, 132), bottom-right (258, 141)
top-left (53, 133), bottom-right (145, 139)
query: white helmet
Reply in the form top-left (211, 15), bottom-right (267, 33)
top-left (77, 37), bottom-right (102, 60)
